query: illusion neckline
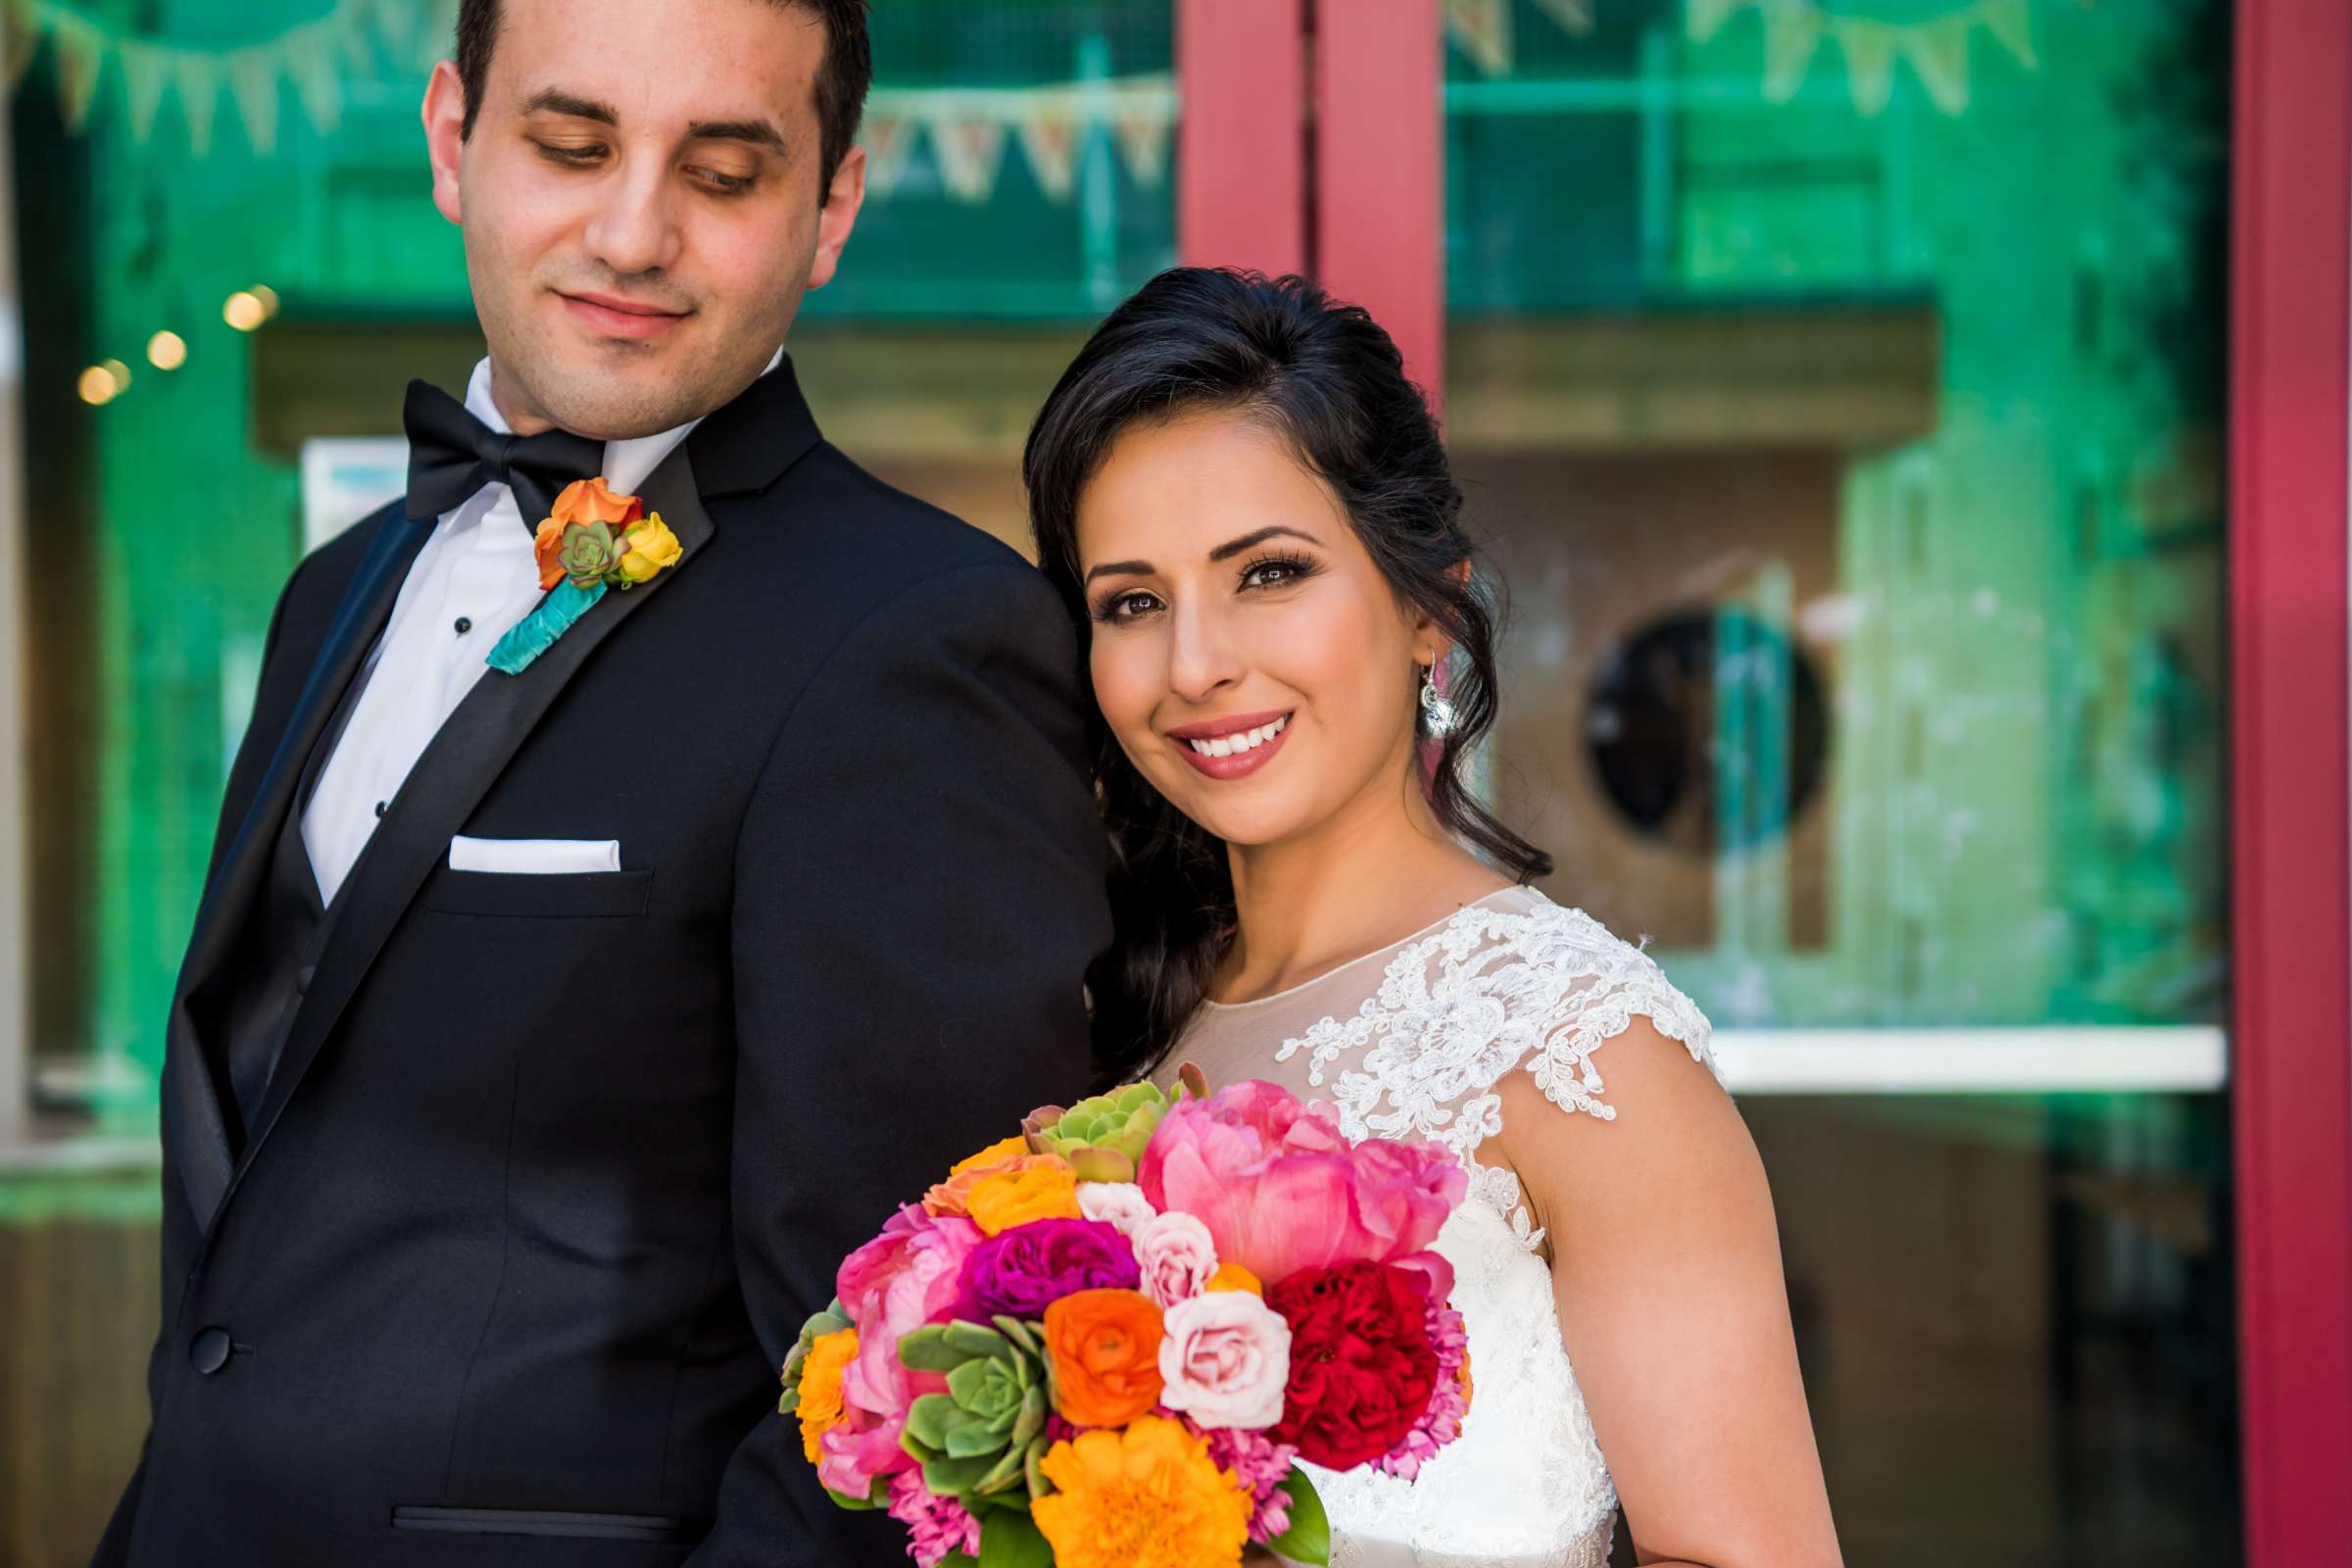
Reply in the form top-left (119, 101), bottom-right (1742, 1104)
top-left (1198, 887), bottom-right (1531, 1011)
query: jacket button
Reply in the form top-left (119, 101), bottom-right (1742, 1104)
top-left (190, 1326), bottom-right (233, 1376)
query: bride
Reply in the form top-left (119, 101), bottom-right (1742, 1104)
top-left (1023, 269), bottom-right (1842, 1568)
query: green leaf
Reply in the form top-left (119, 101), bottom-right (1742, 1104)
top-left (937, 1556), bottom-right (980, 1568)
top-left (976, 1509), bottom-right (1054, 1568)
top-left (994, 1317), bottom-right (1043, 1357)
top-left (906, 1393), bottom-right (960, 1450)
top-left (777, 1388), bottom-right (800, 1416)
top-left (823, 1482), bottom-right (887, 1512)
top-left (1263, 1469), bottom-right (1332, 1565)
top-left (1024, 1435), bottom-right (1052, 1501)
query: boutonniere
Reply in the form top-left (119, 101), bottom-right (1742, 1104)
top-left (487, 477), bottom-right (685, 675)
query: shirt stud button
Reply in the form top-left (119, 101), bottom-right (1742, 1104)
top-left (454, 616), bottom-right (472, 635)
top-left (374, 801), bottom-right (388, 818)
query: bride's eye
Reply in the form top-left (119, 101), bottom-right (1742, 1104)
top-left (1092, 589), bottom-right (1164, 625)
top-left (1240, 553), bottom-right (1319, 593)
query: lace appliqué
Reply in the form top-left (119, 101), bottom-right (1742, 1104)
top-left (1273, 901), bottom-right (1718, 1251)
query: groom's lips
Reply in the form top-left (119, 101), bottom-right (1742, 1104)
top-left (560, 291), bottom-right (691, 342)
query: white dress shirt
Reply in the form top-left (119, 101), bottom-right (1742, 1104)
top-left (301, 351), bottom-right (780, 906)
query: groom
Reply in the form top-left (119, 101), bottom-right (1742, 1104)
top-left (93, 1), bottom-right (1110, 1563)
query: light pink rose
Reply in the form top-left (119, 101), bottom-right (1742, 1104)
top-left (1157, 1289), bottom-right (1293, 1431)
top-left (1076, 1180), bottom-right (1158, 1238)
top-left (817, 1203), bottom-right (981, 1498)
top-left (1137, 1079), bottom-right (1466, 1286)
top-left (1133, 1210), bottom-right (1218, 1308)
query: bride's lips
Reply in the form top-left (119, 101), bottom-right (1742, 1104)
top-left (1168, 710), bottom-right (1295, 781)
top-left (559, 290), bottom-right (691, 342)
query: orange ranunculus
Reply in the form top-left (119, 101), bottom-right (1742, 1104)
top-left (962, 1156), bottom-right (1081, 1235)
top-left (1043, 1288), bottom-right (1164, 1428)
top-left (550, 476), bottom-right (642, 528)
top-left (1203, 1263), bottom-right (1263, 1298)
top-left (532, 515), bottom-right (568, 591)
top-left (923, 1142), bottom-right (1056, 1219)
top-left (1030, 1415), bottom-right (1251, 1568)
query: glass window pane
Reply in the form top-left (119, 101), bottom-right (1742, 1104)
top-left (1441, 3), bottom-right (2233, 1561)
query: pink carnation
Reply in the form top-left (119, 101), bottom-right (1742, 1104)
top-left (887, 1471), bottom-right (982, 1567)
top-left (1376, 1296), bottom-right (1469, 1479)
top-left (1137, 1080), bottom-right (1466, 1286)
top-left (819, 1204), bottom-right (982, 1498)
top-left (1202, 1425), bottom-right (1301, 1544)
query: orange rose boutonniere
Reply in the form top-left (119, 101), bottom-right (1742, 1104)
top-left (490, 476), bottom-right (687, 675)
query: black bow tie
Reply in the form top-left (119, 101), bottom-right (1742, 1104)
top-left (404, 380), bottom-right (606, 528)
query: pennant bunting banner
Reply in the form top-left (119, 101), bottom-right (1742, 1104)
top-left (863, 75), bottom-right (1176, 207)
top-left (1689, 0), bottom-right (2041, 116)
top-left (1445, 0), bottom-right (1513, 77)
top-left (9, 6), bottom-right (1175, 208)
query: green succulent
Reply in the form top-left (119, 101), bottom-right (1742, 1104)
top-left (897, 1317), bottom-right (1053, 1502)
top-left (778, 1298), bottom-right (852, 1416)
top-left (1025, 1079), bottom-right (1191, 1184)
top-left (557, 520), bottom-right (619, 589)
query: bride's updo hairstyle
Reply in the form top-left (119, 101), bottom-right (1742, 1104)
top-left (1025, 267), bottom-right (1551, 1084)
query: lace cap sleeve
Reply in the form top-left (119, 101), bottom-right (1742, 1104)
top-left (1273, 895), bottom-right (1720, 1248)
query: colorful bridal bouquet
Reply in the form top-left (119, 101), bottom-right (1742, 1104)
top-left (779, 1072), bottom-right (1473, 1568)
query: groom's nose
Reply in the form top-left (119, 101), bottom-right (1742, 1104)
top-left (581, 156), bottom-right (686, 280)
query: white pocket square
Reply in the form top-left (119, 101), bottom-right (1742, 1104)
top-left (448, 836), bottom-right (622, 875)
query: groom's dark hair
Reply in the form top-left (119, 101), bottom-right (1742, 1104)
top-left (453, 0), bottom-right (871, 192)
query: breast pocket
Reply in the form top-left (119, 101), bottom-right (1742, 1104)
top-left (420, 868), bottom-right (655, 919)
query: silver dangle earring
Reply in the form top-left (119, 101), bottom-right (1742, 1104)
top-left (1419, 662), bottom-right (1458, 738)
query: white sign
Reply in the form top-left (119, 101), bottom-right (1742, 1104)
top-left (300, 437), bottom-right (408, 553)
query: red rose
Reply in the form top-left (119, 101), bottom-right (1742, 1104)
top-left (1265, 1260), bottom-right (1439, 1468)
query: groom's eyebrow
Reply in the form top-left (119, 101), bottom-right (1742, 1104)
top-left (522, 89), bottom-right (620, 124)
top-left (686, 118), bottom-right (789, 154)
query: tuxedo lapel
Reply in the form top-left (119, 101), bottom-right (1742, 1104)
top-left (215, 445), bottom-right (720, 1216)
top-left (166, 505), bottom-right (435, 1228)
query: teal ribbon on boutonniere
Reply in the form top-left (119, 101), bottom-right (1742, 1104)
top-left (487, 477), bottom-right (684, 675)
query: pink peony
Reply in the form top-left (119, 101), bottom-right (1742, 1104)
top-left (818, 1204), bottom-right (982, 1498)
top-left (1133, 1210), bottom-right (1219, 1308)
top-left (886, 1470), bottom-right (982, 1567)
top-left (1137, 1080), bottom-right (1466, 1287)
top-left (1157, 1288), bottom-right (1292, 1430)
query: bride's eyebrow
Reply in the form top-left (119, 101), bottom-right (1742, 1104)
top-left (1085, 559), bottom-right (1152, 586)
top-left (1207, 525), bottom-right (1320, 562)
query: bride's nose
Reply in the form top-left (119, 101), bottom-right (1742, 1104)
top-left (1164, 599), bottom-right (1247, 704)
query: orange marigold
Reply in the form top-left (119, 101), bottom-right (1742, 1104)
top-left (1030, 1415), bottom-right (1252, 1568)
top-left (963, 1156), bottom-right (1081, 1235)
top-left (795, 1327), bottom-right (858, 1463)
top-left (1043, 1288), bottom-right (1163, 1427)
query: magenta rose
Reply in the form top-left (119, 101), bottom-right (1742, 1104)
top-left (953, 1216), bottom-right (1139, 1324)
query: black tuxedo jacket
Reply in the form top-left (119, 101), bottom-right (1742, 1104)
top-left (92, 360), bottom-right (1113, 1566)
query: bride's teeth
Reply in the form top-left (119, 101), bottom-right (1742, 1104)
top-left (1185, 715), bottom-right (1289, 760)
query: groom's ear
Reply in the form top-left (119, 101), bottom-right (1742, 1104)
top-left (805, 143), bottom-right (868, 293)
top-left (422, 61), bottom-right (469, 227)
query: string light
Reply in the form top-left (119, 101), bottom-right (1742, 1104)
top-left (77, 366), bottom-right (118, 406)
top-left (223, 291), bottom-right (267, 332)
top-left (99, 359), bottom-right (131, 393)
top-left (147, 330), bottom-right (187, 371)
top-left (249, 284), bottom-right (281, 318)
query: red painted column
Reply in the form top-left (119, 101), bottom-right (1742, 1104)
top-left (1312, 0), bottom-right (1446, 409)
top-left (1176, 0), bottom-right (1309, 277)
top-left (2229, 2), bottom-right (2352, 1560)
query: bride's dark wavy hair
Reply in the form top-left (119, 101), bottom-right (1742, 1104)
top-left (1024, 268), bottom-right (1552, 1085)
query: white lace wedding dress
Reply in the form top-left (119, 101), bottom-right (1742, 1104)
top-left (1151, 886), bottom-right (1719, 1568)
